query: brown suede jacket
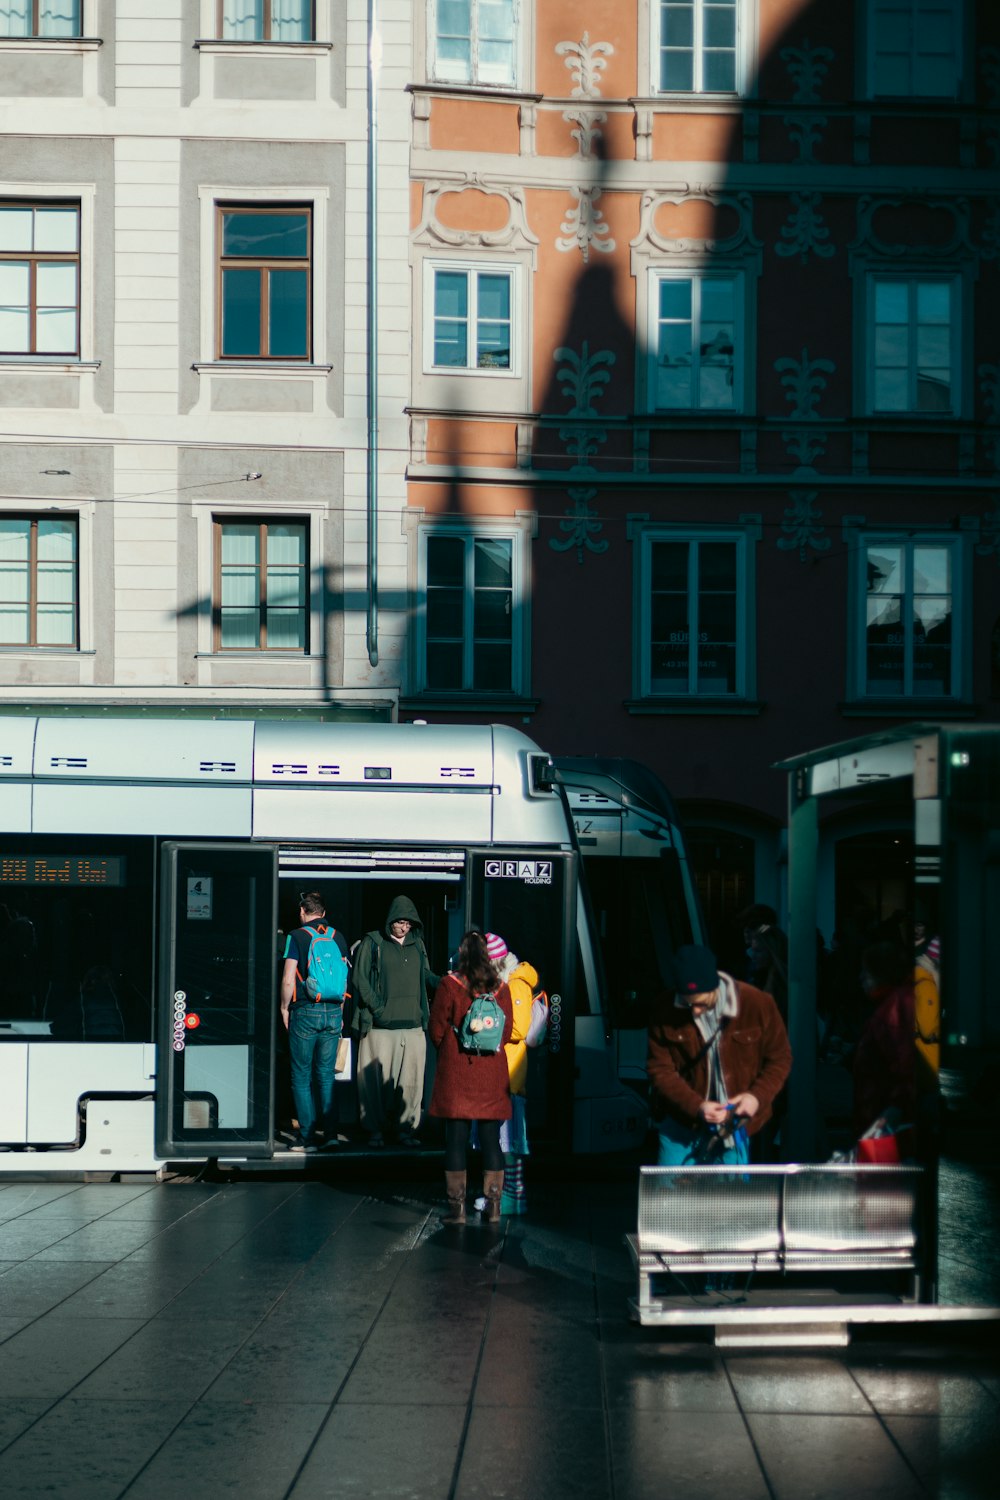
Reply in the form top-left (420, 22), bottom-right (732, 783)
top-left (646, 981), bottom-right (792, 1136)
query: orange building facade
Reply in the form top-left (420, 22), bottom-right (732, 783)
top-left (404, 0), bottom-right (1000, 960)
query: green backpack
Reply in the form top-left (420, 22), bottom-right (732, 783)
top-left (456, 993), bottom-right (505, 1054)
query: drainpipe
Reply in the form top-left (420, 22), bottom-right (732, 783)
top-left (366, 0), bottom-right (380, 668)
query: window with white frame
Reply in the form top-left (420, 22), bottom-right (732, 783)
top-left (420, 528), bottom-right (521, 693)
top-left (0, 1), bottom-right (81, 37)
top-left (859, 536), bottom-right (960, 699)
top-left (214, 517), bottom-right (309, 651)
top-left (639, 530), bottom-right (751, 698)
top-left (869, 0), bottom-right (960, 98)
top-left (218, 205), bottom-right (311, 360)
top-left (0, 514), bottom-right (78, 648)
top-left (427, 262), bottom-right (514, 373)
top-left (869, 276), bottom-right (957, 415)
top-left (0, 201), bottom-right (79, 356)
top-left (430, 0), bottom-right (516, 87)
top-left (649, 271), bottom-right (742, 411)
top-left (656, 0), bottom-right (741, 94)
top-left (219, 1), bottom-right (314, 41)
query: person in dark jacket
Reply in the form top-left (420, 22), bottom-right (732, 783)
top-left (647, 943), bottom-right (792, 1165)
top-left (352, 895), bottom-right (439, 1147)
top-left (428, 930), bottom-right (514, 1224)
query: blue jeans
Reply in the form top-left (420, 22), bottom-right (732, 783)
top-left (656, 1114), bottom-right (749, 1167)
top-left (288, 1002), bottom-right (342, 1144)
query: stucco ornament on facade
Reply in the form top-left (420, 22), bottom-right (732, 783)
top-left (549, 342), bottom-right (615, 563)
top-left (849, 196), bottom-right (973, 260)
top-left (412, 178), bottom-right (540, 259)
top-left (555, 33), bottom-right (613, 98)
top-left (630, 188), bottom-right (761, 259)
top-left (781, 38), bottom-right (834, 104)
top-left (775, 192), bottom-right (835, 263)
top-left (775, 349), bottom-right (835, 420)
top-left (556, 35), bottom-right (612, 156)
top-left (557, 186), bottom-right (615, 260)
top-left (775, 348), bottom-right (834, 478)
top-left (777, 491), bottom-right (832, 562)
top-left (781, 38), bottom-right (834, 164)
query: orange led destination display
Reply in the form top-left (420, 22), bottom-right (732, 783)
top-left (0, 856), bottom-right (126, 887)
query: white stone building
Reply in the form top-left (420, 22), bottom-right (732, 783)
top-left (0, 1), bottom-right (410, 722)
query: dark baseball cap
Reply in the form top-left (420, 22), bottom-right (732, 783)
top-left (671, 944), bottom-right (720, 999)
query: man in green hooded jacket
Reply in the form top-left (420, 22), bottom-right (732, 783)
top-left (352, 896), bottom-right (440, 1146)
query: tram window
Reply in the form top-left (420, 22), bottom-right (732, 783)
top-left (584, 852), bottom-right (694, 1027)
top-left (0, 838), bottom-right (154, 1042)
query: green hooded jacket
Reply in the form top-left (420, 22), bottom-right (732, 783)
top-left (351, 895), bottom-right (441, 1035)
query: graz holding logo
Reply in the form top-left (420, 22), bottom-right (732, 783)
top-left (485, 859), bottom-right (553, 886)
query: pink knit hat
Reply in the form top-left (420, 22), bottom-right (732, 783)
top-left (485, 932), bottom-right (508, 962)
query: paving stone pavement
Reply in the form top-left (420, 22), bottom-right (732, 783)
top-left (0, 1162), bottom-right (996, 1500)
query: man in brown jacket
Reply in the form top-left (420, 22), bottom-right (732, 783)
top-left (647, 943), bottom-right (792, 1165)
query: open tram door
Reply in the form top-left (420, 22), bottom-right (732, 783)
top-left (469, 847), bottom-right (579, 1152)
top-left (156, 842), bottom-right (278, 1160)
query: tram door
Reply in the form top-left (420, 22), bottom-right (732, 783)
top-left (469, 850), bottom-right (578, 1149)
top-left (156, 842), bottom-right (277, 1159)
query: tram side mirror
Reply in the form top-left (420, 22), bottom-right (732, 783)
top-left (528, 754), bottom-right (558, 795)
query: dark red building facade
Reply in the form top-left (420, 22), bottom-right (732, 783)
top-left (406, 0), bottom-right (1000, 960)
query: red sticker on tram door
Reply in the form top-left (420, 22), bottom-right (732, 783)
top-left (184, 1013), bottom-right (200, 1029)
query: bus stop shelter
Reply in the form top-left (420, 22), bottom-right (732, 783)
top-left (777, 721), bottom-right (1000, 1167)
top-left (626, 724), bottom-right (1000, 1340)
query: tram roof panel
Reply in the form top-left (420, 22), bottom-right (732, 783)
top-left (252, 721), bottom-right (540, 787)
top-left (0, 717), bottom-right (38, 777)
top-left (32, 716), bottom-right (255, 783)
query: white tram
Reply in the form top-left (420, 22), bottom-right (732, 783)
top-left (0, 717), bottom-right (646, 1174)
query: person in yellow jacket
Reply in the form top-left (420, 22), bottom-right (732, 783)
top-left (478, 933), bottom-right (545, 1215)
top-left (914, 932), bottom-right (940, 1083)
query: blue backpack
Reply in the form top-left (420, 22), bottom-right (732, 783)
top-left (456, 992), bottom-right (505, 1054)
top-left (302, 925), bottom-right (349, 1002)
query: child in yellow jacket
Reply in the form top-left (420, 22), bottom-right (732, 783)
top-left (479, 934), bottom-right (546, 1214)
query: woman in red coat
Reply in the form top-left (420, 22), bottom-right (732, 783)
top-left (429, 930), bottom-right (513, 1224)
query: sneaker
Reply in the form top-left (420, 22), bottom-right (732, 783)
top-left (282, 1139), bottom-right (307, 1153)
top-left (399, 1132), bottom-right (421, 1148)
top-left (304, 1142), bottom-right (319, 1154)
top-left (318, 1140), bottom-right (339, 1153)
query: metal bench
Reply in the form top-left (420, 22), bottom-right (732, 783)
top-left (627, 1163), bottom-right (925, 1327)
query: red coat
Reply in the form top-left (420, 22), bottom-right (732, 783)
top-left (428, 973), bottom-right (514, 1120)
top-left (852, 982), bottom-right (916, 1137)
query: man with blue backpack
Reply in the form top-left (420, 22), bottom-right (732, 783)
top-left (280, 891), bottom-right (351, 1153)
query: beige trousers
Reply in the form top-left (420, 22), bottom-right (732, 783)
top-left (357, 1028), bottom-right (427, 1134)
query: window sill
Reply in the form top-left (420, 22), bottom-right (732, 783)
top-left (0, 648), bottom-right (90, 657)
top-left (0, 359), bottom-right (99, 372)
top-left (0, 37), bottom-right (101, 52)
top-left (193, 362), bottom-right (332, 377)
top-left (195, 652), bottom-right (310, 661)
top-left (625, 697), bottom-right (765, 716)
top-left (399, 694), bottom-right (539, 715)
top-left (635, 93), bottom-right (745, 111)
top-left (194, 39), bottom-right (332, 55)
top-left (409, 82), bottom-right (542, 104)
top-left (838, 700), bottom-right (979, 719)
